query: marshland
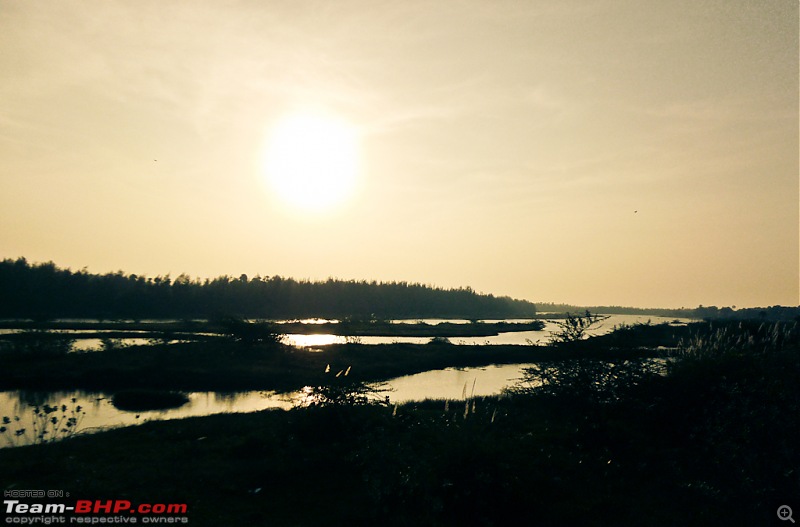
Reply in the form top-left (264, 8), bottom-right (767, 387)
top-left (1, 266), bottom-right (798, 526)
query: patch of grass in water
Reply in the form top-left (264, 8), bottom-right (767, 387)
top-left (111, 389), bottom-right (190, 412)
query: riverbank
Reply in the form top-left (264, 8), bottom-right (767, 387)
top-left (0, 322), bottom-right (692, 392)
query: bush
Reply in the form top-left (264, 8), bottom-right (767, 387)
top-left (112, 390), bottom-right (190, 412)
top-left (299, 366), bottom-right (391, 407)
top-left (548, 311), bottom-right (608, 345)
top-left (509, 311), bottom-right (659, 404)
top-left (506, 358), bottom-right (663, 405)
top-left (218, 316), bottom-right (283, 348)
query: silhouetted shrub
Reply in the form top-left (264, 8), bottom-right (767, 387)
top-left (506, 358), bottom-right (663, 404)
top-left (299, 366), bottom-right (391, 407)
top-left (112, 390), bottom-right (190, 411)
top-left (548, 310), bottom-right (609, 345)
top-left (218, 317), bottom-right (283, 348)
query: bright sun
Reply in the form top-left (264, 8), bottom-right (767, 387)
top-left (262, 112), bottom-right (360, 211)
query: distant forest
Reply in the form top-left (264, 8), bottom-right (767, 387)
top-left (2, 259), bottom-right (796, 322)
top-left (0, 258), bottom-right (538, 320)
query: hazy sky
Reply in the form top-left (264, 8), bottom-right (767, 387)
top-left (1, 0), bottom-right (797, 308)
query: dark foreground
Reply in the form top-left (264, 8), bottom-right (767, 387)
top-left (1, 321), bottom-right (798, 526)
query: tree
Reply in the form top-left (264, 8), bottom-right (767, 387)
top-left (547, 310), bottom-right (609, 345)
top-left (509, 311), bottom-right (659, 404)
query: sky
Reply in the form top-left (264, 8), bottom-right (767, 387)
top-left (0, 0), bottom-right (797, 309)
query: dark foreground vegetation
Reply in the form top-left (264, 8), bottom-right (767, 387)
top-left (1, 320), bottom-right (798, 525)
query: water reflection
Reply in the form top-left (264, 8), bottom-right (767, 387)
top-left (0, 390), bottom-right (294, 448)
top-left (389, 319), bottom-right (473, 325)
top-left (274, 318), bottom-right (339, 325)
top-left (72, 338), bottom-right (155, 352)
top-left (282, 316), bottom-right (687, 348)
top-left (1, 316), bottom-right (690, 351)
top-left (283, 334), bottom-right (345, 347)
top-left (388, 363), bottom-right (535, 401)
top-left (0, 363), bottom-right (537, 448)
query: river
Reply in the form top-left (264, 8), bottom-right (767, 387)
top-left (0, 314), bottom-right (689, 447)
top-left (0, 363), bottom-right (537, 448)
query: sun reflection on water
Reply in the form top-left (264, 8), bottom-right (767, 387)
top-left (283, 334), bottom-right (344, 347)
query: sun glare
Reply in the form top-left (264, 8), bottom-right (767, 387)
top-left (262, 112), bottom-right (360, 211)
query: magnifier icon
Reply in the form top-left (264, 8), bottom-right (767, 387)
top-left (778, 505), bottom-right (795, 523)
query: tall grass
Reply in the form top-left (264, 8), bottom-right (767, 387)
top-left (672, 320), bottom-right (799, 361)
top-left (661, 320), bottom-right (800, 511)
top-left (0, 399), bottom-right (85, 447)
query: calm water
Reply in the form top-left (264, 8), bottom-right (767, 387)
top-left (0, 363), bottom-right (535, 448)
top-left (0, 315), bottom-right (689, 447)
top-left (1, 315), bottom-right (689, 350)
top-left (284, 315), bottom-right (688, 347)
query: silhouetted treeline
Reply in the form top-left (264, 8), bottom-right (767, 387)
top-left (536, 303), bottom-right (688, 317)
top-left (690, 304), bottom-right (800, 321)
top-left (0, 258), bottom-right (537, 320)
top-left (537, 302), bottom-right (800, 321)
